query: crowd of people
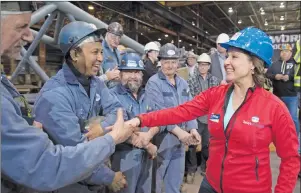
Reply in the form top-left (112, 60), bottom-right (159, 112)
top-left (1, 2), bottom-right (300, 193)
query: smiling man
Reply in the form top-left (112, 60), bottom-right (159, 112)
top-left (34, 21), bottom-right (128, 193)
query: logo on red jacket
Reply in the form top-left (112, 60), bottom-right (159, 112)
top-left (209, 113), bottom-right (220, 123)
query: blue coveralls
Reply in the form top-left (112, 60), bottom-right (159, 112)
top-left (34, 64), bottom-right (126, 193)
top-left (1, 75), bottom-right (116, 192)
top-left (110, 84), bottom-right (153, 193)
top-left (145, 70), bottom-right (198, 193)
top-left (101, 39), bottom-right (122, 88)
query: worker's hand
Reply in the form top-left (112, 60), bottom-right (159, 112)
top-left (106, 67), bottom-right (120, 81)
top-left (125, 117), bottom-right (140, 131)
top-left (282, 74), bottom-right (289, 82)
top-left (185, 145), bottom-right (189, 152)
top-left (132, 132), bottom-right (152, 148)
top-left (85, 117), bottom-right (104, 141)
top-left (196, 144), bottom-right (202, 152)
top-left (33, 121), bottom-right (43, 130)
top-left (108, 108), bottom-right (134, 144)
top-left (275, 74), bottom-right (284, 80)
top-left (145, 143), bottom-right (158, 159)
top-left (220, 80), bottom-right (227, 85)
top-left (190, 129), bottom-right (201, 145)
top-left (177, 130), bottom-right (193, 145)
top-left (108, 171), bottom-right (127, 192)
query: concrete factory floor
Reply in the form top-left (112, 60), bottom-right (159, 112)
top-left (183, 152), bottom-right (301, 193)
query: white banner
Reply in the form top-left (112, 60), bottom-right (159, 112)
top-left (269, 34), bottom-right (301, 50)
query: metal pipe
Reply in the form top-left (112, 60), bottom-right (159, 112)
top-left (90, 1), bottom-right (212, 48)
top-left (30, 3), bottom-right (57, 26)
top-left (20, 47), bottom-right (50, 82)
top-left (11, 12), bottom-right (57, 81)
top-left (54, 12), bottom-right (65, 44)
top-left (30, 30), bottom-right (59, 49)
top-left (66, 13), bottom-right (76, 22)
top-left (249, 2), bottom-right (263, 29)
top-left (209, 28), bottom-right (301, 39)
top-left (51, 1), bottom-right (145, 54)
top-left (185, 6), bottom-right (221, 34)
top-left (213, 2), bottom-right (240, 31)
top-left (139, 1), bottom-right (215, 44)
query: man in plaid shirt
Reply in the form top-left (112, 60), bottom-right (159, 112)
top-left (184, 53), bottom-right (221, 184)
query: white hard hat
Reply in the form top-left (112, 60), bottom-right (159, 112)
top-left (186, 51), bottom-right (197, 58)
top-left (216, 33), bottom-right (230, 44)
top-left (197, 53), bottom-right (211, 63)
top-left (144, 42), bottom-right (160, 53)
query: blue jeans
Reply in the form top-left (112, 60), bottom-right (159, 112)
top-left (198, 177), bottom-right (217, 193)
top-left (281, 96), bottom-right (300, 134)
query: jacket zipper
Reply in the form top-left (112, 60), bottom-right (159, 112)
top-left (219, 89), bottom-right (252, 193)
top-left (255, 156), bottom-right (259, 181)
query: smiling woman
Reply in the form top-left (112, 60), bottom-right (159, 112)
top-left (126, 27), bottom-right (300, 193)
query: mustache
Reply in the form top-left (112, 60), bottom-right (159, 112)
top-left (16, 41), bottom-right (29, 48)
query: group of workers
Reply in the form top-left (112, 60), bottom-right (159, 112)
top-left (1, 2), bottom-right (300, 193)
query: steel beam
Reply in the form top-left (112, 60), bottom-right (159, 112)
top-left (209, 28), bottom-right (301, 39)
top-left (213, 2), bottom-right (240, 31)
top-left (184, 7), bottom-right (222, 34)
top-left (54, 12), bottom-right (65, 44)
top-left (66, 13), bottom-right (76, 22)
top-left (51, 1), bottom-right (144, 54)
top-left (138, 1), bottom-right (215, 44)
top-left (30, 3), bottom-right (57, 26)
top-left (30, 30), bottom-right (59, 49)
top-left (249, 2), bottom-right (263, 29)
top-left (20, 47), bottom-right (50, 82)
top-left (11, 11), bottom-right (57, 81)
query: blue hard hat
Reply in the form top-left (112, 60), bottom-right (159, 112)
top-left (119, 52), bottom-right (145, 71)
top-left (220, 27), bottom-right (273, 66)
top-left (59, 21), bottom-right (106, 56)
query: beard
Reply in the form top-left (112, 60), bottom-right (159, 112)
top-left (125, 78), bottom-right (142, 93)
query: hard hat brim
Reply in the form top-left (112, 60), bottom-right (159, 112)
top-left (67, 28), bottom-right (107, 56)
top-left (220, 41), bottom-right (272, 66)
top-left (118, 67), bottom-right (145, 71)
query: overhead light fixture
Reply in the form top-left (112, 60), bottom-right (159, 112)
top-left (280, 2), bottom-right (285, 8)
top-left (158, 38), bottom-right (161, 41)
top-left (206, 31), bottom-right (208, 34)
top-left (165, 34), bottom-right (168, 37)
top-left (179, 40), bottom-right (182, 42)
top-left (140, 33), bottom-right (143, 35)
top-left (88, 5), bottom-right (94, 10)
top-left (264, 20), bottom-right (268, 26)
top-left (189, 44), bottom-right (192, 46)
top-left (192, 22), bottom-right (195, 26)
top-left (182, 46), bottom-right (185, 49)
top-left (192, 35), bottom-right (195, 38)
top-left (191, 49), bottom-right (194, 52)
top-left (260, 11), bottom-right (265, 15)
top-left (280, 16), bottom-right (284, 21)
top-left (228, 7), bottom-right (233, 13)
top-left (281, 26), bottom-right (285, 30)
top-left (238, 19), bottom-right (242, 24)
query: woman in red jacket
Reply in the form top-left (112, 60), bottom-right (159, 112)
top-left (126, 27), bottom-right (300, 193)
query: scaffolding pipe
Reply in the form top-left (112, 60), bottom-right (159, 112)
top-left (66, 13), bottom-right (76, 22)
top-left (51, 1), bottom-right (144, 54)
top-left (31, 30), bottom-right (59, 49)
top-left (30, 3), bottom-right (57, 26)
top-left (20, 47), bottom-right (50, 82)
top-left (11, 12), bottom-right (57, 81)
top-left (213, 2), bottom-right (240, 31)
top-left (54, 12), bottom-right (65, 44)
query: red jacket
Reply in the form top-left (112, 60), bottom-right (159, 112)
top-left (139, 84), bottom-right (300, 193)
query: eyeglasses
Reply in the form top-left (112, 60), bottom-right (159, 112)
top-left (109, 33), bottom-right (121, 41)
